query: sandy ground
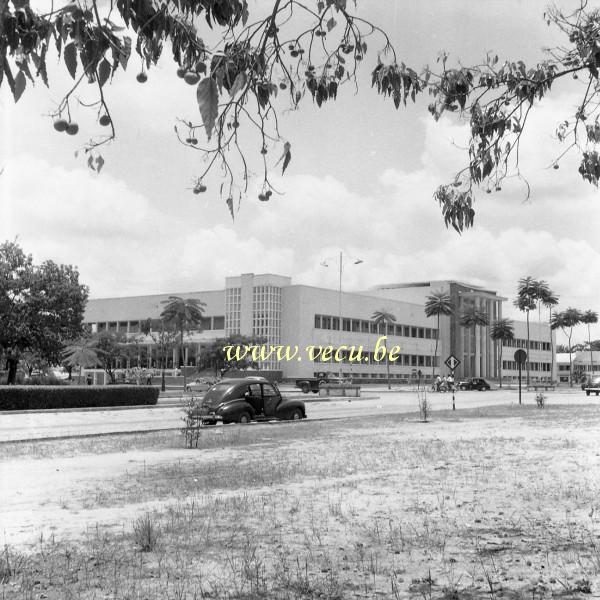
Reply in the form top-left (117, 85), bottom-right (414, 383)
top-left (3, 398), bottom-right (600, 598)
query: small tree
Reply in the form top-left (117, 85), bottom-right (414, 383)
top-left (539, 288), bottom-right (559, 383)
top-left (489, 319), bottom-right (514, 388)
top-left (514, 276), bottom-right (539, 387)
top-left (581, 310), bottom-right (599, 377)
top-left (93, 331), bottom-right (126, 383)
top-left (62, 338), bottom-right (99, 383)
top-left (160, 296), bottom-right (206, 392)
top-left (141, 318), bottom-right (177, 392)
top-left (372, 310), bottom-right (396, 390)
top-left (551, 308), bottom-right (583, 387)
top-left (424, 291), bottom-right (453, 379)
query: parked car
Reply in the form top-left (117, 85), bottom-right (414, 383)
top-left (457, 377), bottom-right (491, 391)
top-left (185, 377), bottom-right (217, 393)
top-left (192, 377), bottom-right (306, 424)
top-left (295, 371), bottom-right (352, 394)
top-left (584, 376), bottom-right (600, 396)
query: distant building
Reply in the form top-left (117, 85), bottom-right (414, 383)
top-left (556, 351), bottom-right (600, 383)
top-left (83, 273), bottom-right (556, 383)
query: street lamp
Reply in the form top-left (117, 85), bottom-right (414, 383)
top-left (321, 251), bottom-right (363, 381)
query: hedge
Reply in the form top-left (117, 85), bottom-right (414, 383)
top-left (0, 385), bottom-right (159, 411)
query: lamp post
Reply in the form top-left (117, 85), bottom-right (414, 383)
top-left (322, 252), bottom-right (363, 381)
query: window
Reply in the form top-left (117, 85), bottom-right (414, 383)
top-left (425, 328), bottom-right (431, 339)
top-left (332, 317), bottom-right (339, 331)
top-left (361, 320), bottom-right (370, 333)
top-left (418, 328), bottom-right (424, 338)
top-left (213, 316), bottom-right (225, 329)
top-left (352, 319), bottom-right (360, 332)
top-left (314, 315), bottom-right (322, 328)
top-left (411, 327), bottom-right (417, 338)
top-left (343, 318), bottom-right (351, 332)
top-left (403, 326), bottom-right (411, 337)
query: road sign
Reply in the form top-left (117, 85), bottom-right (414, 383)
top-left (514, 349), bottom-right (527, 364)
top-left (444, 354), bottom-right (461, 371)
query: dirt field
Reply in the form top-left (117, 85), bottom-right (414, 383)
top-left (2, 402), bottom-right (600, 599)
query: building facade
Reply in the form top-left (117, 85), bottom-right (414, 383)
top-left (83, 273), bottom-right (556, 383)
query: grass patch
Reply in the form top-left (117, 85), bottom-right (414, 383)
top-left (3, 404), bottom-right (600, 598)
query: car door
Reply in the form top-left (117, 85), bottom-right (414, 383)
top-left (262, 383), bottom-right (281, 417)
top-left (244, 383), bottom-right (263, 415)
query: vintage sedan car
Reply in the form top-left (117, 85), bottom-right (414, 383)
top-left (584, 376), bottom-right (600, 396)
top-left (457, 377), bottom-right (491, 391)
top-left (192, 377), bottom-right (306, 424)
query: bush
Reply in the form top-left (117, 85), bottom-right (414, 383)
top-left (0, 385), bottom-right (159, 410)
top-left (132, 513), bottom-right (162, 552)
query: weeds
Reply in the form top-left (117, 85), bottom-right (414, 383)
top-left (132, 513), bottom-right (162, 552)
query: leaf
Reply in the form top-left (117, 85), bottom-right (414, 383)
top-left (64, 42), bottom-right (77, 79)
top-left (196, 78), bottom-right (219, 141)
top-left (97, 58), bottom-right (111, 88)
top-left (87, 155), bottom-right (96, 171)
top-left (13, 70), bottom-right (26, 102)
top-left (229, 71), bottom-right (247, 98)
top-left (119, 37), bottom-right (131, 71)
top-left (96, 155), bottom-right (105, 173)
top-left (326, 17), bottom-right (336, 31)
top-left (226, 196), bottom-right (234, 220)
top-left (282, 149), bottom-right (291, 174)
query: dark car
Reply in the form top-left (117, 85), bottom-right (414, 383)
top-left (458, 377), bottom-right (491, 391)
top-left (584, 376), bottom-right (600, 396)
top-left (192, 377), bottom-right (306, 424)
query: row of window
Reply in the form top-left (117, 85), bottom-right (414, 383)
top-left (503, 338), bottom-right (552, 351)
top-left (314, 314), bottom-right (438, 339)
top-left (94, 317), bottom-right (225, 333)
top-left (315, 351), bottom-right (439, 367)
top-left (502, 361), bottom-right (552, 372)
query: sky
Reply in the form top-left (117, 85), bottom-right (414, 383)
top-left (1, 1), bottom-right (599, 344)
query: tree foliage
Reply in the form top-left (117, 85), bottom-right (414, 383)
top-left (424, 290), bottom-right (453, 378)
top-left (0, 240), bottom-right (89, 365)
top-left (4, 2), bottom-right (600, 227)
top-left (199, 334), bottom-right (265, 375)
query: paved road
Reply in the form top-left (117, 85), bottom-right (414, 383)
top-left (0, 388), bottom-right (585, 442)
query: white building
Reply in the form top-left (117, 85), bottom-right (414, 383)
top-left (83, 273), bottom-right (556, 383)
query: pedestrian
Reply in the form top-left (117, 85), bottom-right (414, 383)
top-left (146, 369), bottom-right (153, 385)
top-left (447, 373), bottom-right (455, 392)
top-left (441, 375), bottom-right (448, 392)
top-left (435, 375), bottom-right (442, 392)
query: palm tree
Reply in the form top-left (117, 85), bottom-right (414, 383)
top-left (581, 310), bottom-right (598, 377)
top-left (372, 309), bottom-right (397, 390)
top-left (160, 296), bottom-right (206, 392)
top-left (489, 319), bottom-right (514, 388)
top-left (459, 304), bottom-right (490, 377)
top-left (550, 308), bottom-right (583, 387)
top-left (62, 338), bottom-right (99, 383)
top-left (515, 276), bottom-right (538, 386)
top-left (539, 288), bottom-right (559, 383)
top-left (424, 290), bottom-right (453, 379)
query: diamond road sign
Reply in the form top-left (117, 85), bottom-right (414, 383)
top-left (444, 354), bottom-right (461, 371)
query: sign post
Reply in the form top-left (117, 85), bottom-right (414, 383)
top-left (514, 349), bottom-right (527, 405)
top-left (444, 354), bottom-right (461, 411)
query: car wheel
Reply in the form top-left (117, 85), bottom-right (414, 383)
top-left (185, 385), bottom-right (191, 392)
top-left (289, 409), bottom-right (303, 421)
top-left (312, 390), bottom-right (319, 394)
top-left (238, 412), bottom-right (252, 424)
top-left (301, 383), bottom-right (310, 394)
top-left (586, 390), bottom-right (591, 396)
top-left (318, 379), bottom-right (327, 388)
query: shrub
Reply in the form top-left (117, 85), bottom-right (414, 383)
top-left (0, 385), bottom-right (159, 410)
top-left (132, 513), bottom-right (162, 552)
